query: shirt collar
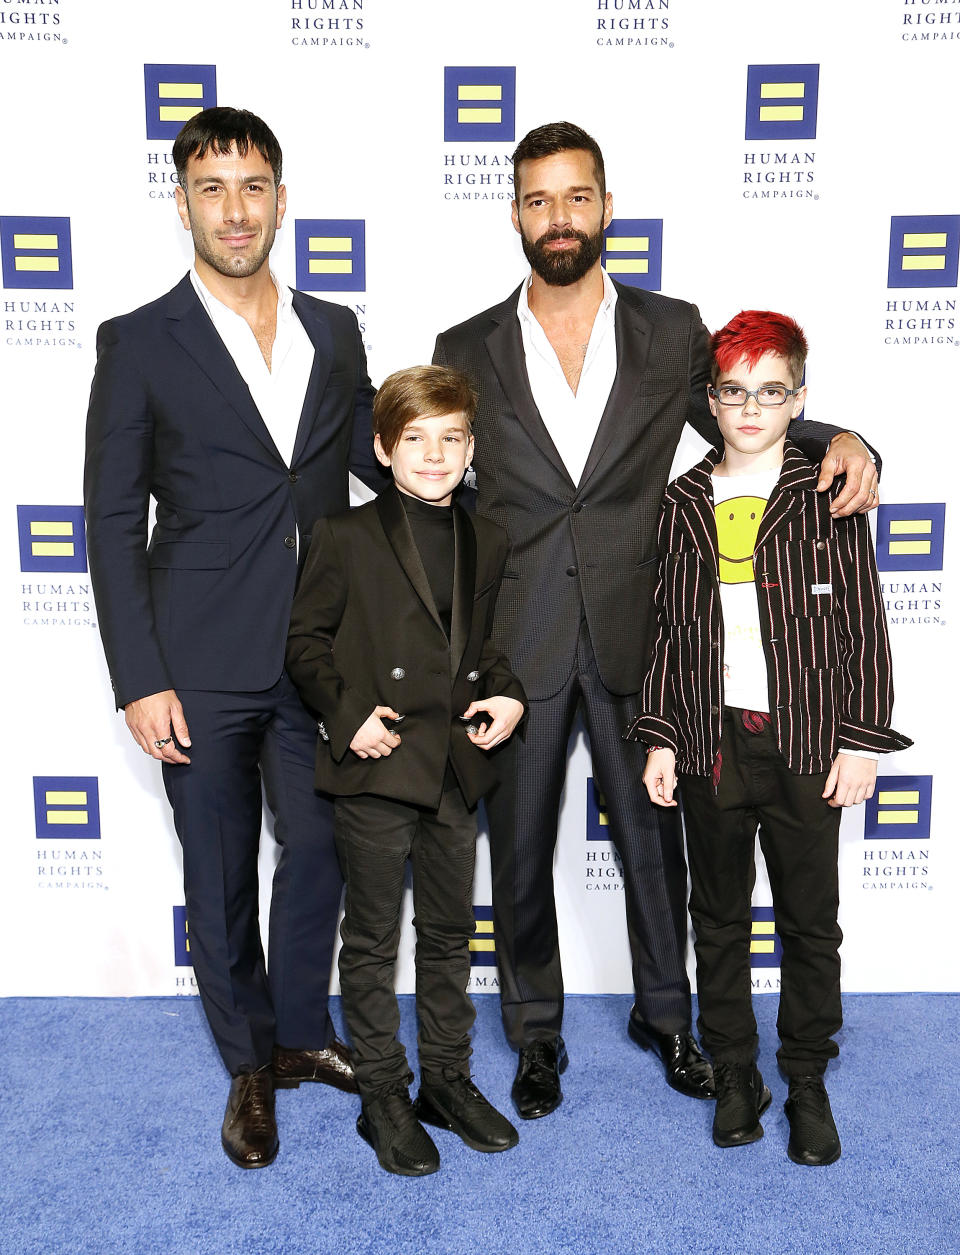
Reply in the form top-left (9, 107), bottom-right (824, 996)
top-left (517, 266), bottom-right (617, 325)
top-left (190, 266), bottom-right (291, 321)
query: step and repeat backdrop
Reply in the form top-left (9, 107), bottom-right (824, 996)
top-left (2, 1), bottom-right (956, 1001)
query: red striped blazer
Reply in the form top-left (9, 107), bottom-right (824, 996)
top-left (627, 441), bottom-right (911, 776)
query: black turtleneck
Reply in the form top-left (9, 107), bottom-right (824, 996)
top-left (400, 491), bottom-right (455, 637)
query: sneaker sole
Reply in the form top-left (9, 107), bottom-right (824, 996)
top-left (415, 1096), bottom-right (519, 1153)
top-left (356, 1113), bottom-right (440, 1177)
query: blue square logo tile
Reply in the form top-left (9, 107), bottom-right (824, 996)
top-left (33, 777), bottom-right (100, 840)
top-left (602, 218), bottom-right (663, 292)
top-left (1, 217), bottom-right (73, 290)
top-left (887, 215), bottom-right (960, 289)
top-left (444, 67), bottom-right (516, 142)
top-left (17, 506), bottom-right (87, 573)
top-left (875, 504), bottom-right (945, 572)
top-left (295, 219), bottom-right (365, 292)
top-left (144, 64), bottom-right (217, 141)
top-left (745, 64), bottom-right (819, 141)
top-left (864, 776), bottom-right (932, 840)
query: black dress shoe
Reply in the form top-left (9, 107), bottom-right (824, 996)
top-left (511, 1036), bottom-right (568, 1120)
top-left (357, 1085), bottom-right (440, 1177)
top-left (628, 1012), bottom-right (716, 1099)
top-left (272, 1040), bottom-right (359, 1093)
top-left (784, 1074), bottom-right (841, 1166)
top-left (417, 1072), bottom-right (519, 1152)
top-left (221, 1069), bottom-right (278, 1169)
top-left (712, 1061), bottom-right (771, 1147)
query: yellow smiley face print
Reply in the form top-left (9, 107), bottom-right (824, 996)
top-left (715, 496), bottom-right (766, 584)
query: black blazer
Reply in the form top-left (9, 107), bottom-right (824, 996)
top-left (628, 442), bottom-right (911, 775)
top-left (434, 281), bottom-right (851, 702)
top-left (285, 485), bottom-right (526, 810)
top-left (84, 274), bottom-right (384, 708)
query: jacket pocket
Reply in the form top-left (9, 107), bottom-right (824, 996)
top-left (147, 540), bottom-right (230, 570)
top-left (780, 537), bottom-right (836, 616)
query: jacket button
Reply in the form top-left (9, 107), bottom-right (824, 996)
top-left (566, 565), bottom-right (578, 577)
top-left (816, 540), bottom-right (826, 550)
top-left (391, 667), bottom-right (405, 680)
top-left (288, 471), bottom-right (299, 484)
top-left (317, 721), bottom-right (330, 743)
top-left (710, 704), bottom-right (720, 715)
top-left (467, 670), bottom-right (480, 682)
top-left (283, 535), bottom-right (296, 549)
top-left (572, 502), bottom-right (583, 513)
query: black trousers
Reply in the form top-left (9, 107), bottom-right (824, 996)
top-left (334, 785), bottom-right (478, 1099)
top-left (680, 708), bottom-right (843, 1075)
top-left (485, 621), bottom-right (692, 1048)
top-left (162, 673), bottom-right (342, 1075)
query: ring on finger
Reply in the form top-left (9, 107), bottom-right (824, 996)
top-left (154, 737), bottom-right (172, 749)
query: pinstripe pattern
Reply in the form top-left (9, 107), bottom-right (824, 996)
top-left (629, 442), bottom-right (911, 775)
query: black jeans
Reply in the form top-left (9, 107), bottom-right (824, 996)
top-left (680, 708), bottom-right (843, 1076)
top-left (334, 785), bottom-right (478, 1098)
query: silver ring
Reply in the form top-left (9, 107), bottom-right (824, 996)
top-left (154, 737), bottom-right (172, 749)
top-left (868, 488), bottom-right (877, 498)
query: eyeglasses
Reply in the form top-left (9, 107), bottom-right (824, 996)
top-left (708, 384), bottom-right (801, 407)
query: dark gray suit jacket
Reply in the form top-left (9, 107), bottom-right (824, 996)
top-left (434, 280), bottom-right (847, 702)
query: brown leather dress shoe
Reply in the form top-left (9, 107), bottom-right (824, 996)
top-left (272, 1040), bottom-right (359, 1093)
top-left (221, 1069), bottom-right (278, 1169)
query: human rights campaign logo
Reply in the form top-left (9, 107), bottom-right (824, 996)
top-left (444, 67), bottom-right (516, 142)
top-left (586, 778), bottom-right (611, 840)
top-left (17, 506), bottom-right (87, 574)
top-left (875, 504), bottom-right (945, 572)
top-left (0, 217), bottom-right (73, 290)
top-left (750, 907), bottom-right (783, 969)
top-left (469, 906), bottom-right (496, 967)
top-left (602, 219), bottom-right (663, 292)
top-left (887, 216), bottom-right (960, 289)
top-left (864, 776), bottom-right (932, 840)
top-left (33, 777), bottom-right (100, 840)
top-left (295, 219), bottom-right (365, 292)
top-left (745, 65), bottom-right (819, 141)
top-left (143, 64), bottom-right (217, 141)
top-left (173, 906), bottom-right (191, 966)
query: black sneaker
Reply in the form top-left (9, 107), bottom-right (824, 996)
top-left (712, 1062), bottom-right (772, 1147)
top-left (417, 1073), bottom-right (519, 1152)
top-left (784, 1074), bottom-right (841, 1166)
top-left (357, 1085), bottom-right (440, 1176)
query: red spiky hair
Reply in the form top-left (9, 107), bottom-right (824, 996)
top-left (710, 309), bottom-right (808, 385)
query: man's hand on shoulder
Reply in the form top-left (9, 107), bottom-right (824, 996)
top-left (816, 433), bottom-right (879, 517)
top-left (125, 690), bottom-right (192, 764)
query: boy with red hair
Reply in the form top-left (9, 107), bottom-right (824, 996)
top-left (629, 310), bottom-right (910, 1165)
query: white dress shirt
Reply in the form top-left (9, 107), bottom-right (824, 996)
top-left (190, 268), bottom-right (315, 469)
top-left (517, 268), bottom-right (618, 487)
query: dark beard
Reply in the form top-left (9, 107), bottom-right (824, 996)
top-left (521, 225), bottom-right (604, 287)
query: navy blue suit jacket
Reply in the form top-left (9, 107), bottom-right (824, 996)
top-left (84, 273), bottom-right (385, 708)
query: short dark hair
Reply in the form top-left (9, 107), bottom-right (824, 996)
top-left (373, 365), bottom-right (476, 456)
top-left (512, 121), bottom-right (606, 200)
top-left (172, 107), bottom-right (283, 189)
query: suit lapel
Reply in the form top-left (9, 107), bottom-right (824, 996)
top-left (754, 442), bottom-right (819, 551)
top-left (578, 286), bottom-right (653, 490)
top-left (164, 274), bottom-right (284, 464)
top-left (290, 290), bottom-right (334, 466)
top-left (375, 487), bottom-right (445, 635)
top-left (484, 289), bottom-right (574, 487)
top-left (450, 505), bottom-right (476, 679)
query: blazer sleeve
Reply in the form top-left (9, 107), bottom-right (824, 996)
top-left (83, 318), bottom-right (173, 709)
top-left (624, 504), bottom-right (680, 751)
top-left (475, 541), bottom-right (527, 714)
top-left (285, 517), bottom-right (379, 762)
top-left (832, 507), bottom-right (911, 754)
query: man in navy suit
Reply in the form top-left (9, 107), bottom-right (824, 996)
top-left (84, 108), bottom-right (385, 1168)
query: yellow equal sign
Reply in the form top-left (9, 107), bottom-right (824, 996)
top-left (877, 790), bottom-right (920, 825)
top-left (30, 519), bottom-right (75, 558)
top-left (469, 917), bottom-right (495, 954)
top-left (458, 83), bottom-right (502, 125)
top-left (45, 789), bottom-right (88, 825)
top-left (759, 81), bottom-right (805, 123)
top-left (13, 232), bottom-right (60, 273)
top-left (901, 232), bottom-right (948, 272)
top-left (888, 518), bottom-right (932, 556)
top-left (183, 919), bottom-right (191, 955)
top-left (158, 81), bottom-right (205, 124)
top-left (605, 236), bottom-right (649, 276)
top-left (750, 919), bottom-right (776, 954)
top-left (308, 236), bottom-right (353, 275)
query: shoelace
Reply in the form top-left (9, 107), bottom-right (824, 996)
top-left (231, 1073), bottom-right (274, 1135)
top-left (788, 1075), bottom-right (827, 1111)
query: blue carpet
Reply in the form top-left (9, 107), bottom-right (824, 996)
top-left (0, 994), bottom-right (957, 1255)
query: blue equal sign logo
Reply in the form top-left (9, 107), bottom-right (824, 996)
top-left (0, 216), bottom-right (73, 290)
top-left (875, 504), bottom-right (945, 572)
top-left (887, 215), bottom-right (960, 289)
top-left (585, 778), bottom-right (611, 841)
top-left (144, 64), bottom-right (217, 141)
top-left (295, 219), bottom-right (366, 292)
top-left (17, 506), bottom-right (87, 573)
top-left (33, 777), bottom-right (101, 840)
top-left (864, 776), bottom-right (932, 840)
top-left (469, 906), bottom-right (497, 967)
top-left (444, 67), bottom-right (516, 142)
top-left (173, 906), bottom-right (192, 966)
top-left (745, 64), bottom-right (820, 140)
top-left (602, 218), bottom-right (663, 292)
top-left (750, 907), bottom-right (782, 968)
